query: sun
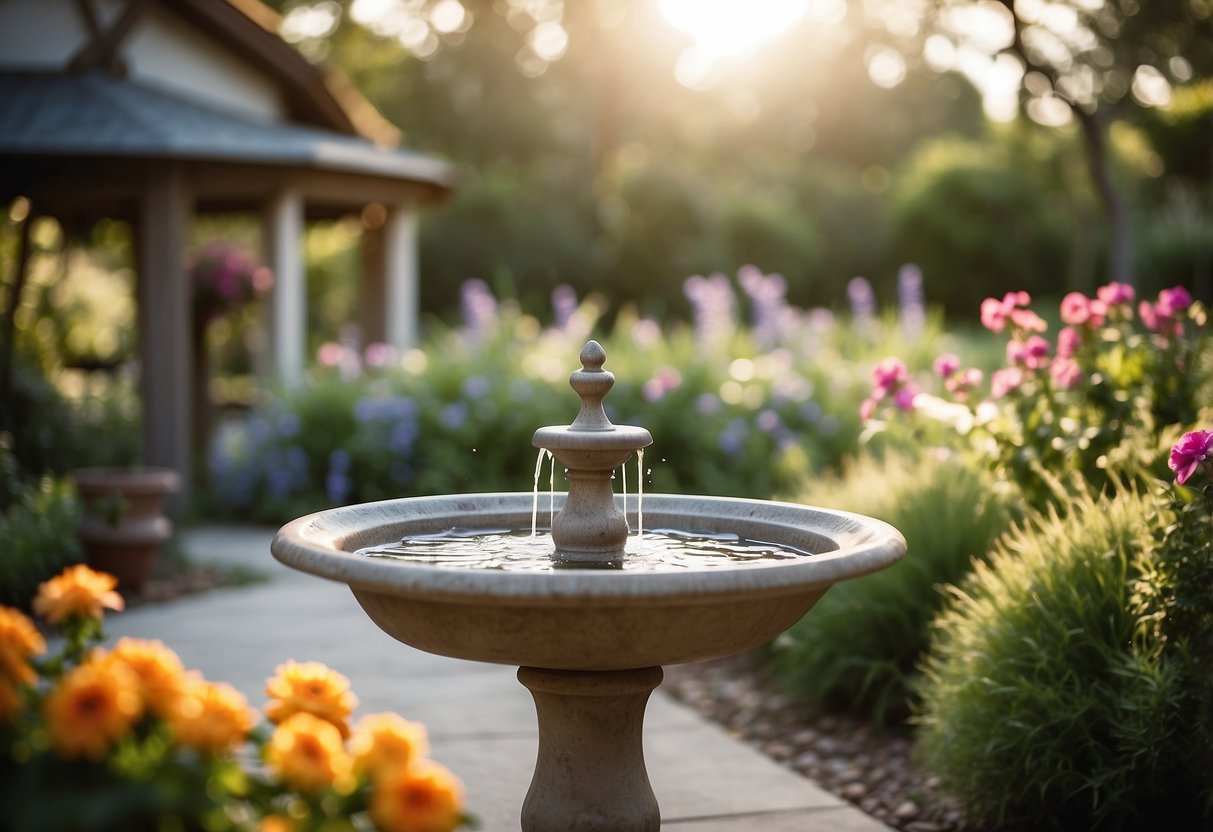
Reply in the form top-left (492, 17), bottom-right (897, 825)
top-left (658, 0), bottom-right (810, 60)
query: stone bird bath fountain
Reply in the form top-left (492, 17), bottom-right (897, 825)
top-left (272, 341), bottom-right (906, 832)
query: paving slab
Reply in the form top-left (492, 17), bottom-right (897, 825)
top-left (95, 524), bottom-right (892, 831)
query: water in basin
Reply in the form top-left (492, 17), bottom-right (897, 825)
top-left (357, 528), bottom-right (815, 572)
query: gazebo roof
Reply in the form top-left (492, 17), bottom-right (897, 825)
top-left (0, 71), bottom-right (454, 190)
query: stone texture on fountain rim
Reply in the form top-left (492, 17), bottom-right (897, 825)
top-left (532, 423), bottom-right (653, 451)
top-left (270, 492), bottom-right (906, 607)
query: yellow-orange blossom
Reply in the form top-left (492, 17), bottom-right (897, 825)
top-left (33, 564), bottom-right (124, 624)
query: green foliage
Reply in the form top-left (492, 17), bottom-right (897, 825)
top-left (916, 487), bottom-right (1213, 831)
top-left (766, 452), bottom-right (1017, 726)
top-left (890, 131), bottom-right (1079, 315)
top-left (0, 447), bottom-right (82, 609)
top-left (1135, 188), bottom-right (1213, 302)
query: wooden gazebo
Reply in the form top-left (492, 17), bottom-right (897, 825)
top-left (0, 0), bottom-right (454, 505)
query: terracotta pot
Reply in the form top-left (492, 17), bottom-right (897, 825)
top-left (71, 467), bottom-right (181, 592)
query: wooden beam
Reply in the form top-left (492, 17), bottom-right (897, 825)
top-left (136, 164), bottom-right (193, 510)
top-left (67, 0), bottom-right (150, 75)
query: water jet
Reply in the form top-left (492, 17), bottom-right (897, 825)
top-left (272, 340), bottom-right (905, 831)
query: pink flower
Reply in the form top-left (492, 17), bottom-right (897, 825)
top-left (1157, 286), bottom-right (1192, 317)
top-left (990, 367), bottom-right (1024, 399)
top-left (893, 387), bottom-right (917, 412)
top-left (945, 368), bottom-right (983, 401)
top-left (1169, 429), bottom-right (1213, 485)
top-left (1060, 292), bottom-right (1105, 327)
top-left (1096, 282), bottom-right (1135, 307)
top-left (933, 353), bottom-right (961, 379)
top-left (871, 358), bottom-right (909, 395)
top-left (363, 342), bottom-right (398, 368)
top-left (1006, 335), bottom-right (1051, 370)
top-left (316, 342), bottom-right (344, 368)
top-left (1056, 326), bottom-right (1082, 358)
top-left (1010, 308), bottom-right (1048, 333)
top-left (1049, 356), bottom-right (1082, 390)
top-left (979, 291), bottom-right (1032, 333)
top-left (859, 398), bottom-right (877, 422)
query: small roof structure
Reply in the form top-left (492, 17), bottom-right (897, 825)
top-left (0, 0), bottom-right (455, 508)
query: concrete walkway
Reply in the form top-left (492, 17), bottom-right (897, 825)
top-left (101, 525), bottom-right (891, 831)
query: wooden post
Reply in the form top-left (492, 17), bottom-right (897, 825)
top-left (136, 164), bottom-right (193, 510)
top-left (263, 189), bottom-right (306, 384)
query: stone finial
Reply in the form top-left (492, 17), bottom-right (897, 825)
top-left (568, 340), bottom-right (615, 433)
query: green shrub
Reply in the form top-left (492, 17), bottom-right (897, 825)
top-left (766, 452), bottom-right (1017, 726)
top-left (0, 447), bottom-right (82, 609)
top-left (915, 488), bottom-right (1212, 830)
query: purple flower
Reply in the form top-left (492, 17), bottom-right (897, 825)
top-left (1158, 286), bottom-right (1193, 318)
top-left (551, 284), bottom-right (578, 330)
top-left (847, 277), bottom-right (876, 329)
top-left (1169, 430), bottom-right (1213, 485)
top-left (460, 278), bottom-right (499, 339)
top-left (898, 264), bottom-right (925, 339)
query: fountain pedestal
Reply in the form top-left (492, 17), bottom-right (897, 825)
top-left (519, 666), bottom-right (662, 832)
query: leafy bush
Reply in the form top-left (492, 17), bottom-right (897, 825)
top-left (766, 452), bottom-right (1017, 726)
top-left (916, 485), bottom-right (1213, 830)
top-left (0, 446), bottom-right (82, 609)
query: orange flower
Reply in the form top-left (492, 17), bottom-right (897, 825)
top-left (265, 711), bottom-right (355, 794)
top-left (107, 638), bottom-right (187, 717)
top-left (168, 677), bottom-right (255, 755)
top-left (0, 677), bottom-right (21, 723)
top-left (264, 660), bottom-right (357, 737)
top-left (0, 606), bottom-right (46, 685)
top-left (370, 759), bottom-right (465, 832)
top-left (350, 712), bottom-right (430, 777)
top-left (257, 816), bottom-right (297, 832)
top-left (43, 655), bottom-right (143, 760)
top-left (33, 565), bottom-right (124, 624)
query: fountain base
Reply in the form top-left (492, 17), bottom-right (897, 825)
top-left (519, 666), bottom-right (663, 832)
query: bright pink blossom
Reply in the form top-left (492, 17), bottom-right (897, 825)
top-left (893, 387), bottom-right (917, 412)
top-left (1006, 335), bottom-right (1051, 370)
top-left (1158, 286), bottom-right (1193, 318)
top-left (316, 342), bottom-right (344, 368)
top-left (990, 367), bottom-right (1024, 399)
top-left (933, 353), bottom-right (961, 379)
top-left (871, 358), bottom-right (909, 396)
top-left (980, 291), bottom-right (1033, 333)
top-left (1096, 282), bottom-right (1134, 307)
top-left (1056, 326), bottom-right (1082, 358)
top-left (1049, 356), bottom-right (1082, 390)
top-left (1010, 308), bottom-right (1048, 333)
top-left (1060, 292), bottom-right (1105, 327)
top-left (363, 342), bottom-right (398, 368)
top-left (1169, 429), bottom-right (1213, 485)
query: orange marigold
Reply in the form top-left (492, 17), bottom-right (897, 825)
top-left (0, 678), bottom-right (21, 723)
top-left (265, 711), bottom-right (355, 794)
top-left (0, 605), bottom-right (46, 686)
top-left (108, 638), bottom-right (188, 717)
top-left (370, 759), bottom-right (465, 832)
top-left (168, 677), bottom-right (255, 755)
top-left (350, 712), bottom-right (430, 778)
top-left (264, 660), bottom-right (357, 737)
top-left (33, 564), bottom-right (124, 624)
top-left (44, 655), bottom-right (143, 760)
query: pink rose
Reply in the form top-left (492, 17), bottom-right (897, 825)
top-left (1096, 282), bottom-right (1135, 307)
top-left (1157, 286), bottom-right (1192, 317)
top-left (1059, 292), bottom-right (1105, 327)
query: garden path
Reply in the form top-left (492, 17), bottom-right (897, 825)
top-left (101, 524), bottom-right (892, 831)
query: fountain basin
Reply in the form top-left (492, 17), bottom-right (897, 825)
top-left (271, 492), bottom-right (905, 672)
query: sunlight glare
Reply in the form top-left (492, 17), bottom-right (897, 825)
top-left (658, 0), bottom-right (810, 59)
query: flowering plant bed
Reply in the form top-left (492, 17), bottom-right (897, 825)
top-left (0, 565), bottom-right (473, 832)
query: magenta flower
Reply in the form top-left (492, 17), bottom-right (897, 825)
top-left (1096, 282), bottom-right (1135, 307)
top-left (980, 291), bottom-right (1033, 333)
top-left (1007, 335), bottom-right (1051, 370)
top-left (933, 353), bottom-right (961, 379)
top-left (1169, 429), bottom-right (1213, 485)
top-left (871, 357), bottom-right (909, 396)
top-left (893, 387), bottom-right (917, 412)
top-left (1158, 286), bottom-right (1193, 318)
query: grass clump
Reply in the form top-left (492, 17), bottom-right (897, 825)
top-left (766, 451), bottom-right (1017, 726)
top-left (915, 487), bottom-right (1213, 831)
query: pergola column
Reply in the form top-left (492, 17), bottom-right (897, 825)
top-left (137, 163), bottom-right (193, 506)
top-left (359, 201), bottom-right (419, 353)
top-left (384, 203), bottom-right (419, 352)
top-left (263, 189), bottom-right (306, 384)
